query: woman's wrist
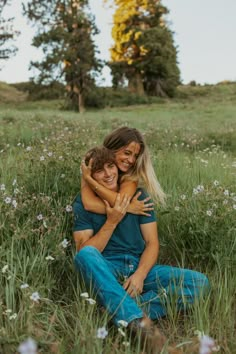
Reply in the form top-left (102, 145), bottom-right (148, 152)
top-left (86, 175), bottom-right (100, 192)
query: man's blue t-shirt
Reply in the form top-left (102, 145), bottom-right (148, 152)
top-left (73, 189), bottom-right (156, 257)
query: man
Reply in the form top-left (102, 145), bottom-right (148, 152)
top-left (73, 147), bottom-right (209, 352)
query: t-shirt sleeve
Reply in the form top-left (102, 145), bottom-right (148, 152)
top-left (73, 195), bottom-right (94, 232)
top-left (137, 188), bottom-right (157, 224)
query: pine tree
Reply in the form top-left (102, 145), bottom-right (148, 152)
top-left (109, 0), bottom-right (180, 97)
top-left (23, 0), bottom-right (102, 112)
top-left (0, 0), bottom-right (19, 65)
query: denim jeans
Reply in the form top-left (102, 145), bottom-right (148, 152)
top-left (74, 246), bottom-right (209, 326)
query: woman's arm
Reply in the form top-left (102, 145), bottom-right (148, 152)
top-left (81, 161), bottom-right (154, 215)
top-left (81, 160), bottom-right (137, 207)
top-left (81, 177), bottom-right (107, 214)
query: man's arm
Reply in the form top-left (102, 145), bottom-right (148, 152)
top-left (123, 221), bottom-right (159, 298)
top-left (74, 194), bottom-right (130, 253)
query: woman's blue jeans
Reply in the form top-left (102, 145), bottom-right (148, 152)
top-left (74, 246), bottom-right (209, 326)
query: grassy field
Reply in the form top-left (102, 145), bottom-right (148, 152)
top-left (0, 84), bottom-right (236, 353)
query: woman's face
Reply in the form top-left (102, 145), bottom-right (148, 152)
top-left (115, 141), bottom-right (141, 173)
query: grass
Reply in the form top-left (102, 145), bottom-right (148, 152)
top-left (0, 86), bottom-right (235, 353)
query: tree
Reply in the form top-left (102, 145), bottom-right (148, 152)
top-left (23, 0), bottom-right (102, 112)
top-left (109, 0), bottom-right (180, 97)
top-left (0, 0), bottom-right (19, 65)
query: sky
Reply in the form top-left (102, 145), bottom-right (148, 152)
top-left (0, 0), bottom-right (236, 85)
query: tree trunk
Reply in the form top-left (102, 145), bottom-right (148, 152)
top-left (78, 92), bottom-right (85, 113)
top-left (128, 72), bottom-right (144, 96)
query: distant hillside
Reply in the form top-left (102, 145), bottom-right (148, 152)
top-left (177, 81), bottom-right (236, 103)
top-left (0, 81), bottom-right (28, 103)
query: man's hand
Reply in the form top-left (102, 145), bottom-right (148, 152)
top-left (128, 191), bottom-right (154, 216)
top-left (123, 271), bottom-right (145, 298)
top-left (104, 193), bottom-right (130, 226)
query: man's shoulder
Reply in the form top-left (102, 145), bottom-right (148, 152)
top-left (73, 194), bottom-right (85, 213)
top-left (136, 187), bottom-right (149, 200)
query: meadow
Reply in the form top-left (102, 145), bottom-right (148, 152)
top-left (0, 83), bottom-right (236, 353)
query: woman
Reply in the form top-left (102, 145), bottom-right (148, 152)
top-left (81, 126), bottom-right (165, 214)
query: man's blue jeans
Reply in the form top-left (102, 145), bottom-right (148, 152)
top-left (74, 246), bottom-right (209, 326)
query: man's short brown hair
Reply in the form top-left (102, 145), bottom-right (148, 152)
top-left (84, 147), bottom-right (116, 175)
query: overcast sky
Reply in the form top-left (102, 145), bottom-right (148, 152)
top-left (0, 0), bottom-right (236, 85)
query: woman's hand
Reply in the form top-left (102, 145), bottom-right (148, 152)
top-left (81, 158), bottom-right (93, 182)
top-left (128, 191), bottom-right (154, 216)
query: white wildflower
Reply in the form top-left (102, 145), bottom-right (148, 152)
top-left (30, 292), bottom-right (40, 303)
top-left (174, 206), bottom-right (180, 211)
top-left (47, 152), bottom-right (53, 157)
top-left (223, 190), bottom-right (229, 196)
top-left (213, 180), bottom-right (219, 186)
top-left (85, 298), bottom-right (96, 305)
top-left (58, 156), bottom-right (63, 160)
top-left (12, 199), bottom-right (17, 208)
top-left (65, 205), bottom-right (72, 212)
top-left (122, 341), bottom-right (130, 347)
top-left (117, 320), bottom-right (128, 328)
top-left (0, 184), bottom-right (6, 191)
top-left (233, 205), bottom-right (236, 210)
top-left (180, 194), bottom-right (186, 200)
top-left (61, 238), bottom-right (69, 248)
top-left (45, 255), bottom-right (54, 261)
top-left (193, 188), bottom-right (199, 195)
top-left (37, 214), bottom-right (43, 221)
top-left (96, 326), bottom-right (108, 339)
top-left (18, 337), bottom-right (37, 354)
top-left (199, 335), bottom-right (216, 354)
top-left (5, 309), bottom-right (12, 313)
top-left (223, 199), bottom-right (228, 205)
top-left (9, 313), bottom-right (17, 320)
top-left (12, 179), bottom-right (17, 186)
top-left (80, 292), bottom-right (89, 298)
top-left (2, 265), bottom-right (9, 273)
top-left (40, 156), bottom-right (45, 161)
top-left (206, 210), bottom-right (212, 217)
top-left (212, 203), bottom-right (218, 208)
top-left (20, 283), bottom-right (29, 289)
top-left (197, 185), bottom-right (204, 192)
top-left (26, 146), bottom-right (32, 152)
top-left (4, 196), bottom-right (12, 204)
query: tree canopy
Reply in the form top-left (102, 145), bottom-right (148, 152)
top-left (109, 0), bottom-right (180, 96)
top-left (23, 0), bottom-right (102, 112)
top-left (0, 0), bottom-right (19, 65)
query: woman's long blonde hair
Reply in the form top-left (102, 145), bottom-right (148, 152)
top-left (103, 127), bottom-right (166, 205)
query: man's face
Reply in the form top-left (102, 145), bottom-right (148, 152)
top-left (92, 161), bottom-right (119, 191)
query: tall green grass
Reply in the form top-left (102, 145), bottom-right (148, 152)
top-left (0, 96), bottom-right (235, 353)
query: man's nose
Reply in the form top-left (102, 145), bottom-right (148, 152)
top-left (104, 168), bottom-right (111, 177)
